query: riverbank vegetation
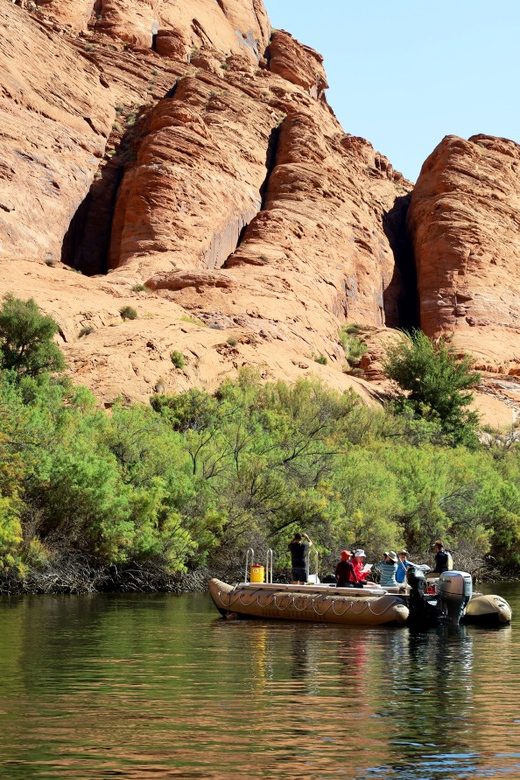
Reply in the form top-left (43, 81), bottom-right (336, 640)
top-left (0, 296), bottom-right (519, 592)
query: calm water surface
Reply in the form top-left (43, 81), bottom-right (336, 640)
top-left (1, 583), bottom-right (520, 780)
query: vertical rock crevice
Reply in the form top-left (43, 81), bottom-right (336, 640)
top-left (61, 110), bottom-right (144, 275)
top-left (61, 163), bottom-right (123, 275)
top-left (222, 119), bottom-right (283, 269)
top-left (382, 193), bottom-right (419, 331)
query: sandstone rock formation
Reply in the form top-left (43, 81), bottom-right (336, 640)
top-left (0, 0), bottom-right (414, 408)
top-left (409, 134), bottom-right (520, 374)
top-left (1, 0), bottom-right (519, 427)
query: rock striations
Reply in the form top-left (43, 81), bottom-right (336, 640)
top-left (0, 0), bottom-right (519, 423)
top-left (408, 134), bottom-right (520, 374)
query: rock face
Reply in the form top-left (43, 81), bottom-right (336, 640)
top-left (0, 0), bottom-right (415, 407)
top-left (1, 0), bottom-right (519, 425)
top-left (0, 4), bottom-right (111, 262)
top-left (408, 134), bottom-right (520, 372)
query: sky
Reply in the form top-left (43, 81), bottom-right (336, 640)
top-left (262, 0), bottom-right (520, 182)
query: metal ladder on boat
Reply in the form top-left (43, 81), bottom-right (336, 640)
top-left (244, 548), bottom-right (274, 583)
top-left (307, 548), bottom-right (319, 584)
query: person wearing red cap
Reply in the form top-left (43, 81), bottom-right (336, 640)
top-left (335, 550), bottom-right (363, 588)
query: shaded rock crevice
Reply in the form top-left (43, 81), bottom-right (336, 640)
top-left (61, 162), bottom-right (123, 275)
top-left (61, 111), bottom-right (145, 275)
top-left (382, 193), bottom-right (419, 331)
top-left (204, 207), bottom-right (261, 270)
top-left (219, 120), bottom-right (282, 269)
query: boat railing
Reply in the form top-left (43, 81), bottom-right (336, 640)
top-left (307, 547), bottom-right (319, 584)
top-left (266, 548), bottom-right (273, 583)
top-left (244, 548), bottom-right (254, 583)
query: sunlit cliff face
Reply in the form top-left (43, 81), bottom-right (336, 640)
top-left (1, 1), bottom-right (520, 423)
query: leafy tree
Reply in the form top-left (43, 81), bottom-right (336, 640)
top-left (384, 329), bottom-right (481, 445)
top-left (0, 294), bottom-right (66, 378)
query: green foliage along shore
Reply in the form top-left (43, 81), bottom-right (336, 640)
top-left (0, 296), bottom-right (520, 591)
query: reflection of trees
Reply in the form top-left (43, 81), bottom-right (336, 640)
top-left (381, 625), bottom-right (475, 777)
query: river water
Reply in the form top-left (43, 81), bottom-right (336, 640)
top-left (0, 582), bottom-right (519, 780)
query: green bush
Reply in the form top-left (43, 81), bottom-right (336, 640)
top-left (0, 294), bottom-right (66, 378)
top-left (384, 329), bottom-right (481, 446)
top-left (340, 325), bottom-right (367, 366)
top-left (119, 306), bottom-right (138, 321)
top-left (170, 351), bottom-right (186, 369)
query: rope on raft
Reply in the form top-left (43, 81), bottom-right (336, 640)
top-left (331, 598), bottom-right (352, 617)
top-left (312, 596), bottom-right (333, 616)
top-left (224, 586), bottom-right (404, 622)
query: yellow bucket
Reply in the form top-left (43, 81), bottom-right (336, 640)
top-left (250, 564), bottom-right (265, 583)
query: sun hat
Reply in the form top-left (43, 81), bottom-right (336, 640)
top-left (398, 549), bottom-right (408, 557)
top-left (385, 550), bottom-right (398, 563)
top-left (340, 550), bottom-right (351, 560)
top-left (353, 549), bottom-right (366, 558)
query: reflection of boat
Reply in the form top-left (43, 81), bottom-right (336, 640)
top-left (209, 570), bottom-right (513, 628)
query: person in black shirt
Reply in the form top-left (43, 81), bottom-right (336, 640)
top-left (288, 532), bottom-right (312, 584)
top-left (335, 550), bottom-right (362, 587)
top-left (432, 539), bottom-right (449, 575)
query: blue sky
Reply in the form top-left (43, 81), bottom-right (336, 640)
top-left (262, 0), bottom-right (520, 182)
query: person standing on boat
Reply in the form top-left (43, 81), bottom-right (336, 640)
top-left (432, 540), bottom-right (449, 575)
top-left (335, 550), bottom-right (363, 588)
top-left (374, 551), bottom-right (398, 587)
top-left (288, 532), bottom-right (313, 584)
top-left (396, 549), bottom-right (414, 584)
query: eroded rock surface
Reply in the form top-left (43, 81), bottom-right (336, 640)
top-left (3, 0), bottom-right (519, 426)
top-left (409, 134), bottom-right (520, 372)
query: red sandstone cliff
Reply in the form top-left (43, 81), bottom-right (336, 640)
top-left (0, 1), bottom-right (519, 425)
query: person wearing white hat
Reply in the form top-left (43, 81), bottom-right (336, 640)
top-left (374, 551), bottom-right (398, 587)
top-left (351, 549), bottom-right (371, 582)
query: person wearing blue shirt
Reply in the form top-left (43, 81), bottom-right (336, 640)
top-left (396, 549), bottom-right (414, 584)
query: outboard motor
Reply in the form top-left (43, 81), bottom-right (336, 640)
top-left (437, 571), bottom-right (473, 624)
top-left (406, 566), bottom-right (439, 626)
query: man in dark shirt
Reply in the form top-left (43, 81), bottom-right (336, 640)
top-left (288, 532), bottom-right (312, 583)
top-left (432, 540), bottom-right (449, 575)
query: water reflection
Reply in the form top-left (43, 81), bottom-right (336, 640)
top-left (384, 626), bottom-right (475, 777)
top-left (0, 589), bottom-right (519, 779)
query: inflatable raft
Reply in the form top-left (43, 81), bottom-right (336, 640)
top-left (209, 579), bottom-right (409, 626)
top-left (209, 572), bottom-right (512, 627)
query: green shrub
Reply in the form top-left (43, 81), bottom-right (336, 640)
top-left (340, 325), bottom-right (367, 366)
top-left (78, 326), bottom-right (94, 338)
top-left (119, 306), bottom-right (138, 321)
top-left (384, 329), bottom-right (481, 446)
top-left (180, 314), bottom-right (206, 327)
top-left (170, 351), bottom-right (186, 369)
top-left (0, 294), bottom-right (66, 378)
top-left (313, 354), bottom-right (328, 365)
top-left (227, 337), bottom-right (238, 347)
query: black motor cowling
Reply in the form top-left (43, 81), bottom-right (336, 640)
top-left (406, 566), bottom-right (439, 626)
